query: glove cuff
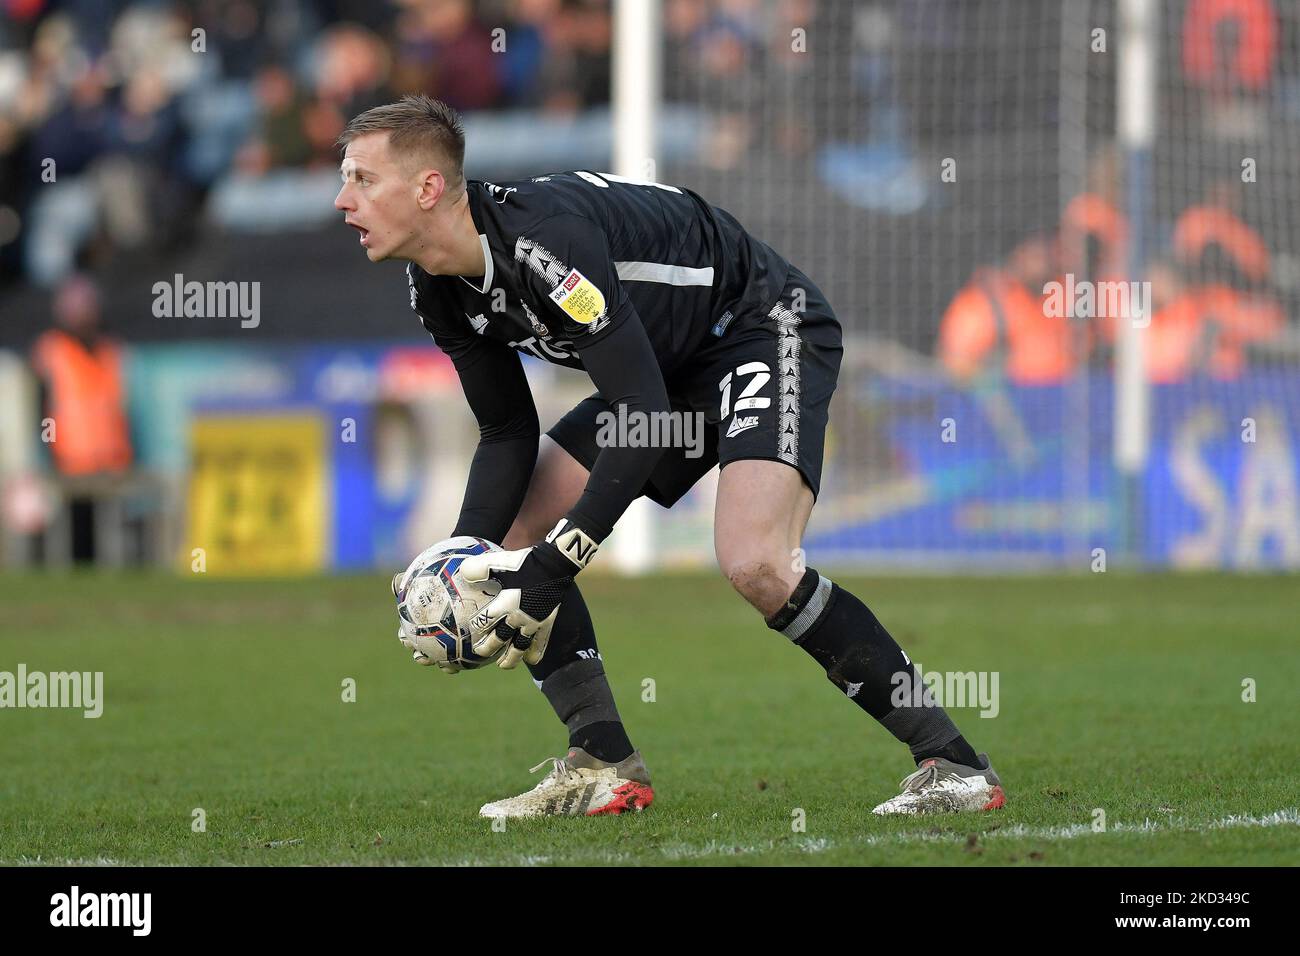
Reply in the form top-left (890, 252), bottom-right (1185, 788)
top-left (544, 518), bottom-right (600, 572)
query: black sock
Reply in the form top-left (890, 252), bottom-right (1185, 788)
top-left (922, 737), bottom-right (982, 768)
top-left (528, 584), bottom-right (634, 764)
top-left (526, 581), bottom-right (603, 682)
top-left (568, 720), bottom-right (634, 764)
top-left (767, 568), bottom-right (980, 767)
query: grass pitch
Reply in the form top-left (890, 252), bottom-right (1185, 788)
top-left (1, 571), bottom-right (1296, 866)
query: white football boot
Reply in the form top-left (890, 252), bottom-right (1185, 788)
top-left (478, 747), bottom-right (655, 818)
top-left (871, 753), bottom-right (1006, 815)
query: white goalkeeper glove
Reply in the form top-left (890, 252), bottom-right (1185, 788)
top-left (396, 624), bottom-right (467, 674)
top-left (459, 520), bottom-right (599, 670)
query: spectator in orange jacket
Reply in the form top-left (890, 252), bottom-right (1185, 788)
top-left (1145, 259), bottom-right (1283, 382)
top-left (939, 236), bottom-right (1075, 385)
top-left (1173, 180), bottom-right (1270, 287)
top-left (1060, 146), bottom-right (1129, 290)
top-left (1165, 182), bottom-right (1283, 379)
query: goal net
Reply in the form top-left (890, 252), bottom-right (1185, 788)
top-left (648, 0), bottom-right (1300, 571)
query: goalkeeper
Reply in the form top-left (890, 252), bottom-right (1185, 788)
top-left (336, 95), bottom-right (1005, 818)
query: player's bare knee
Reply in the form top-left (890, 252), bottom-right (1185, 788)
top-left (722, 555), bottom-right (790, 615)
top-left (723, 557), bottom-right (770, 599)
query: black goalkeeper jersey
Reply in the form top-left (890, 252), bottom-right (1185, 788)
top-left (407, 172), bottom-right (791, 377)
top-left (406, 172), bottom-right (801, 547)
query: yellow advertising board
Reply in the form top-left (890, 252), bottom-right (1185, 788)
top-left (186, 414), bottom-right (329, 575)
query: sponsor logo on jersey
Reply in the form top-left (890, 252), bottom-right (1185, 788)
top-left (466, 312), bottom-right (489, 334)
top-left (725, 414), bottom-right (761, 438)
top-left (514, 236), bottom-right (569, 287)
top-left (509, 336), bottom-right (577, 362)
top-left (549, 268), bottom-right (606, 326)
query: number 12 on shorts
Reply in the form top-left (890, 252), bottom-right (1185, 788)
top-left (718, 362), bottom-right (772, 419)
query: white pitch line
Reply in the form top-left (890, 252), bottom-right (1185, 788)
top-left (6, 856), bottom-right (129, 866)
top-left (6, 810), bottom-right (1296, 867)
top-left (479, 807), bottom-right (1300, 866)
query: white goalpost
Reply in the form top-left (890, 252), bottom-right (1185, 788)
top-left (1115, 0), bottom-right (1157, 561)
top-left (605, 0), bottom-right (662, 575)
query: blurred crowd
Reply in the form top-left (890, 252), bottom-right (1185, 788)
top-left (3, 0), bottom-right (1297, 393)
top-left (0, 0), bottom-right (625, 287)
top-left (0, 0), bottom-right (818, 288)
top-left (661, 0), bottom-right (818, 169)
top-left (939, 152), bottom-right (1288, 386)
top-left (0, 0), bottom-right (803, 561)
top-left (4, 0), bottom-right (1299, 572)
top-left (939, 0), bottom-right (1296, 386)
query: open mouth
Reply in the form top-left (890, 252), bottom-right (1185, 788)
top-left (347, 221), bottom-right (370, 246)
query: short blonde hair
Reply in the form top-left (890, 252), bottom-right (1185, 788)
top-left (338, 94), bottom-right (466, 187)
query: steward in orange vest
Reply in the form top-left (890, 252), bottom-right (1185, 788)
top-left (939, 237), bottom-right (1074, 385)
top-left (30, 276), bottom-right (132, 476)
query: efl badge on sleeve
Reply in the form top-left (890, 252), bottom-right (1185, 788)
top-left (549, 268), bottom-right (606, 325)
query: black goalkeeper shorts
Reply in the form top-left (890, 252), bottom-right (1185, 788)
top-left (546, 266), bottom-right (843, 508)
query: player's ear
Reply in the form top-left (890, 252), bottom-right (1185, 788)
top-left (416, 168), bottom-right (445, 210)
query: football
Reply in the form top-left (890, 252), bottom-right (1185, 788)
top-left (393, 536), bottom-right (504, 671)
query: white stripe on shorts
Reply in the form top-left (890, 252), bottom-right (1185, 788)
top-left (770, 300), bottom-right (802, 467)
